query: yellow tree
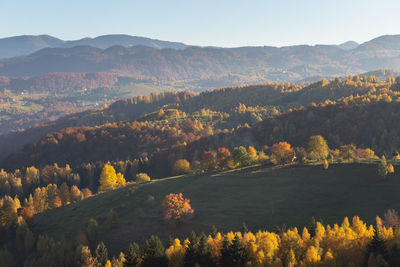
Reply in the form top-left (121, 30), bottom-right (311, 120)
top-left (0, 196), bottom-right (21, 226)
top-left (306, 135), bottom-right (329, 160)
top-left (172, 159), bottom-right (191, 175)
top-left (116, 173), bottom-right (126, 187)
top-left (387, 164), bottom-right (394, 174)
top-left (304, 246), bottom-right (321, 264)
top-left (323, 159), bottom-right (329, 170)
top-left (166, 238), bottom-right (185, 267)
top-left (248, 146), bottom-right (258, 163)
top-left (99, 164), bottom-right (118, 192)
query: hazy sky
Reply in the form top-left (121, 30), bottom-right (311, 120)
top-left (1, 0), bottom-right (399, 47)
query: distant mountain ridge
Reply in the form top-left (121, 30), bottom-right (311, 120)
top-left (0, 34), bottom-right (187, 58)
top-left (1, 36), bottom-right (400, 81)
top-left (337, 41), bottom-right (359, 50)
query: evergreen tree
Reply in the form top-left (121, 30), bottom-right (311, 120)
top-left (141, 235), bottom-right (167, 267)
top-left (184, 231), bottom-right (198, 267)
top-left (366, 229), bottom-right (389, 265)
top-left (124, 242), bottom-right (140, 267)
top-left (232, 146), bottom-right (250, 167)
top-left (240, 223), bottom-right (248, 234)
top-left (197, 233), bottom-right (214, 267)
top-left (210, 225), bottom-right (217, 238)
top-left (86, 218), bottom-right (99, 247)
top-left (378, 155), bottom-right (389, 176)
top-left (220, 235), bottom-right (248, 267)
top-left (95, 242), bottom-right (108, 266)
top-left (308, 217), bottom-right (317, 237)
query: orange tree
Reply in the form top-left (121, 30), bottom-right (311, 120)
top-left (162, 193), bottom-right (194, 223)
top-left (271, 142), bottom-right (295, 164)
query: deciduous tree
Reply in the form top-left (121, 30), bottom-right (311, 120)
top-left (306, 135), bottom-right (329, 160)
top-left (162, 193), bottom-right (194, 223)
top-left (271, 142), bottom-right (295, 164)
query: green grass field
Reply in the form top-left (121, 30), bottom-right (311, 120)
top-left (33, 163), bottom-right (400, 254)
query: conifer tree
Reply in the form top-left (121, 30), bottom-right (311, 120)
top-left (95, 242), bottom-right (109, 266)
top-left (86, 219), bottom-right (99, 247)
top-left (366, 229), bottom-right (389, 264)
top-left (308, 217), bottom-right (317, 237)
top-left (141, 235), bottom-right (167, 267)
top-left (232, 146), bottom-right (250, 167)
top-left (240, 223), bottom-right (249, 234)
top-left (197, 233), bottom-right (213, 266)
top-left (184, 231), bottom-right (198, 267)
top-left (210, 225), bottom-right (218, 238)
top-left (124, 242), bottom-right (140, 267)
top-left (378, 155), bottom-right (389, 176)
top-left (220, 235), bottom-right (248, 267)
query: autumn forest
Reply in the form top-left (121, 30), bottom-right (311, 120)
top-left (2, 4), bottom-right (400, 265)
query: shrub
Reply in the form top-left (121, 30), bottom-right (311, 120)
top-left (172, 159), bottom-right (191, 175)
top-left (136, 173), bottom-right (151, 183)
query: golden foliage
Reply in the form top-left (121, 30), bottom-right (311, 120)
top-left (172, 159), bottom-right (191, 175)
top-left (99, 164), bottom-right (126, 192)
top-left (135, 173), bottom-right (150, 183)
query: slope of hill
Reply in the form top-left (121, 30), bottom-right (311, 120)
top-left (33, 164), bottom-right (400, 254)
top-left (0, 34), bottom-right (187, 59)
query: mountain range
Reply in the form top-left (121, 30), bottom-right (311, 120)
top-left (0, 34), bottom-right (399, 83)
top-left (0, 34), bottom-right (187, 59)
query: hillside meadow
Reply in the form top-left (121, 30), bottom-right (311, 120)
top-left (33, 163), bottom-right (400, 254)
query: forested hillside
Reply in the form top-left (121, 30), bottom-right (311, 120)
top-left (2, 74), bottom-right (399, 170)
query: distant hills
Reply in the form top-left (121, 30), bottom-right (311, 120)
top-left (0, 34), bottom-right (400, 83)
top-left (0, 34), bottom-right (187, 58)
top-left (337, 41), bottom-right (359, 50)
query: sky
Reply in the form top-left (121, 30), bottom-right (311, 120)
top-left (1, 0), bottom-right (400, 47)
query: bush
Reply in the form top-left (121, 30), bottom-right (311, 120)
top-left (136, 173), bottom-right (151, 183)
top-left (172, 159), bottom-right (191, 175)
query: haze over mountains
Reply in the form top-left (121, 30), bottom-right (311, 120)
top-left (0, 34), bottom-right (400, 85)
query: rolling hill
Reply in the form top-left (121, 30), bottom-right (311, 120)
top-left (33, 163), bottom-right (400, 254)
